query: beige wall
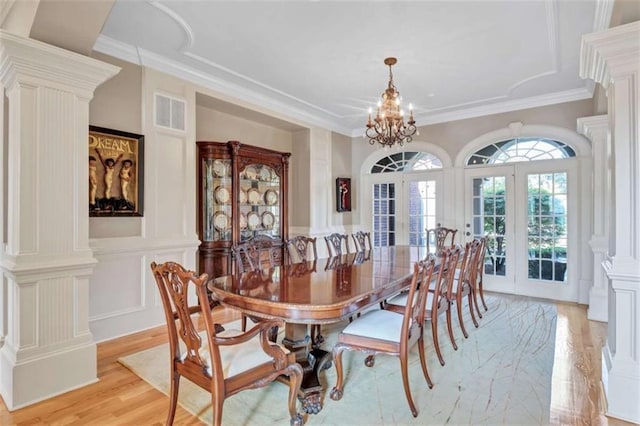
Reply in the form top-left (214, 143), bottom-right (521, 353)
top-left (291, 130), bottom-right (311, 228)
top-left (195, 105), bottom-right (293, 152)
top-left (89, 52), bottom-right (142, 135)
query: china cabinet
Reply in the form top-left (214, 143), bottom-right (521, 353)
top-left (197, 140), bottom-right (290, 278)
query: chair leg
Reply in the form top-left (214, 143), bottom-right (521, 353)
top-left (456, 297), bottom-right (468, 339)
top-left (431, 318), bottom-right (445, 366)
top-left (417, 335), bottom-right (433, 389)
top-left (167, 369), bottom-right (180, 425)
top-left (468, 292), bottom-right (479, 328)
top-left (472, 286), bottom-right (483, 319)
top-left (330, 344), bottom-right (347, 401)
top-left (479, 281), bottom-right (488, 311)
top-left (285, 363), bottom-right (304, 426)
top-left (400, 354), bottom-right (418, 417)
top-left (446, 305), bottom-right (458, 351)
top-left (241, 314), bottom-right (247, 332)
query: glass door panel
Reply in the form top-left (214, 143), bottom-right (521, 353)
top-left (372, 183), bottom-right (396, 247)
top-left (526, 172), bottom-right (568, 282)
top-left (466, 166), bottom-right (515, 293)
top-left (406, 179), bottom-right (437, 247)
top-left (516, 159), bottom-right (577, 301)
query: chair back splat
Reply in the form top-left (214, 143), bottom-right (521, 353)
top-left (426, 226), bottom-right (457, 255)
top-left (324, 233), bottom-right (350, 256)
top-left (150, 261), bottom-right (304, 426)
top-left (286, 235), bottom-right (318, 263)
top-left (352, 231), bottom-right (372, 252)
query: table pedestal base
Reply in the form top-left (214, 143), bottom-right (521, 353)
top-left (282, 324), bottom-right (333, 414)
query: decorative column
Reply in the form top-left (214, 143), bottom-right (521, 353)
top-left (580, 22), bottom-right (640, 424)
top-left (577, 115), bottom-right (609, 322)
top-left (0, 30), bottom-right (119, 409)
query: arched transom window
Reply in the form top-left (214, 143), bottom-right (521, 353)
top-left (467, 137), bottom-right (576, 166)
top-left (371, 151), bottom-right (443, 173)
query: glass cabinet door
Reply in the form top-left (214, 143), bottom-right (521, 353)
top-left (202, 158), bottom-right (232, 242)
top-left (239, 163), bottom-right (280, 242)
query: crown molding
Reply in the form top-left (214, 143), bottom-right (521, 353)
top-left (580, 21), bottom-right (640, 88)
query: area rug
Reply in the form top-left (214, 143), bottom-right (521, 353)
top-left (119, 294), bottom-right (557, 425)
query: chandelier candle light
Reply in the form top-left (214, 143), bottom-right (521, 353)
top-left (366, 57), bottom-right (418, 148)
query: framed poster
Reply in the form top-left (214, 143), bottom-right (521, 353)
top-left (336, 177), bottom-right (351, 212)
top-left (88, 126), bottom-right (144, 216)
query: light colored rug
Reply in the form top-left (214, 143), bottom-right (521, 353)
top-left (119, 294), bottom-right (557, 425)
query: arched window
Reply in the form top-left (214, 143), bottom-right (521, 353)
top-left (467, 137), bottom-right (576, 166)
top-left (371, 151), bottom-right (443, 173)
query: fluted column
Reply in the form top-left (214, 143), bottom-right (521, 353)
top-left (580, 21), bottom-right (640, 424)
top-left (577, 115), bottom-right (610, 322)
top-left (0, 30), bottom-right (119, 409)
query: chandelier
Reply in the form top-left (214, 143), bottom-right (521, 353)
top-left (366, 57), bottom-right (417, 148)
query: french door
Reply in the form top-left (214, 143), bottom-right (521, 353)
top-left (367, 172), bottom-right (443, 247)
top-left (465, 159), bottom-right (578, 301)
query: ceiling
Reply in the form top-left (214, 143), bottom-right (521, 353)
top-left (66, 2), bottom-right (627, 135)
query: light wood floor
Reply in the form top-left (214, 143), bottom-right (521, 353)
top-left (0, 302), bottom-right (634, 425)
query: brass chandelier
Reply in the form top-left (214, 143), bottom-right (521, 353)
top-left (366, 57), bottom-right (417, 148)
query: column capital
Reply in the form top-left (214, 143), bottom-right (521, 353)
top-left (0, 29), bottom-right (119, 98)
top-left (577, 114), bottom-right (609, 140)
top-left (580, 21), bottom-right (640, 89)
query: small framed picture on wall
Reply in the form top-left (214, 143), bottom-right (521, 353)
top-left (336, 177), bottom-right (351, 212)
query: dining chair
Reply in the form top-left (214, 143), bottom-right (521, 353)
top-left (233, 235), bottom-right (285, 331)
top-left (150, 261), bottom-right (304, 426)
top-left (426, 226), bottom-right (458, 255)
top-left (330, 256), bottom-right (436, 417)
top-left (384, 245), bottom-right (462, 366)
top-left (234, 235), bottom-right (284, 273)
top-left (324, 233), bottom-right (350, 256)
top-left (352, 231), bottom-right (372, 252)
top-left (451, 240), bottom-right (481, 338)
top-left (286, 235), bottom-right (318, 264)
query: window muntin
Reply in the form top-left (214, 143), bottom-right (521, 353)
top-left (467, 138), bottom-right (575, 166)
top-left (371, 152), bottom-right (443, 173)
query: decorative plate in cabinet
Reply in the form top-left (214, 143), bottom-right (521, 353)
top-left (214, 186), bottom-right (231, 204)
top-left (244, 165), bottom-right (258, 180)
top-left (262, 211), bottom-right (275, 229)
top-left (247, 188), bottom-right (261, 205)
top-left (259, 166), bottom-right (271, 181)
top-left (264, 189), bottom-right (278, 206)
top-left (247, 211), bottom-right (260, 230)
top-left (239, 212), bottom-right (247, 230)
top-left (213, 211), bottom-right (229, 232)
top-left (212, 159), bottom-right (227, 177)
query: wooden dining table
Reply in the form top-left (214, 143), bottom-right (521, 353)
top-left (207, 245), bottom-right (433, 414)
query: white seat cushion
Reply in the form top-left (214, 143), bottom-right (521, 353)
top-left (193, 328), bottom-right (285, 378)
top-left (341, 310), bottom-right (405, 342)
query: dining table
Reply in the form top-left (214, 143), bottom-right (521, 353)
top-left (207, 245), bottom-right (434, 414)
